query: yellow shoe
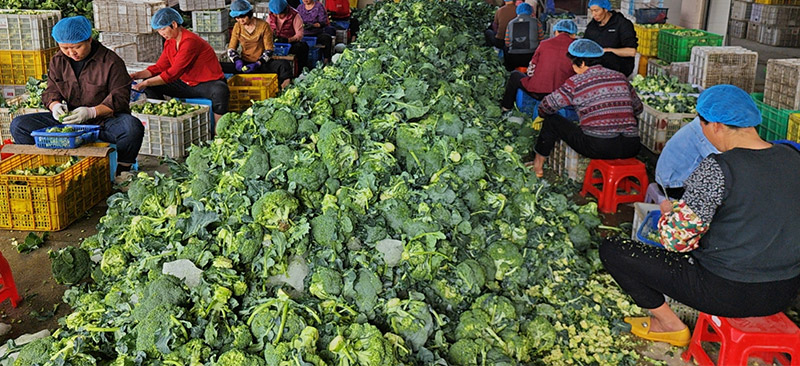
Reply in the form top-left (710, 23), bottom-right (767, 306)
top-left (624, 316), bottom-right (691, 347)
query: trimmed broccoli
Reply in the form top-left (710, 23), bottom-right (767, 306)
top-left (268, 144), bottom-right (294, 168)
top-left (164, 339), bottom-right (211, 366)
top-left (266, 110), bottom-right (298, 139)
top-left (384, 298), bottom-right (434, 350)
top-left (328, 323), bottom-right (397, 366)
top-left (214, 349), bottom-right (265, 366)
top-left (287, 159), bottom-right (327, 191)
top-left (100, 245), bottom-right (127, 277)
top-left (486, 241), bottom-right (523, 281)
top-left (238, 146), bottom-right (269, 179)
top-left (309, 267), bottom-right (343, 300)
top-left (50, 246), bottom-right (91, 285)
top-left (14, 336), bottom-right (53, 366)
top-left (311, 211), bottom-right (340, 249)
top-left (252, 190), bottom-right (299, 229)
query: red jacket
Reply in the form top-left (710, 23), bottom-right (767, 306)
top-left (147, 29), bottom-right (223, 87)
top-left (521, 32), bottom-right (575, 95)
top-left (326, 0), bottom-right (350, 19)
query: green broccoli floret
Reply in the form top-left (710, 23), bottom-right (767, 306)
top-left (100, 245), bottom-right (127, 277)
top-left (448, 338), bottom-right (489, 366)
top-left (164, 339), bottom-right (211, 365)
top-left (214, 349), bottom-right (265, 366)
top-left (317, 120), bottom-right (359, 178)
top-left (569, 224), bottom-right (592, 252)
top-left (266, 109), bottom-right (298, 139)
top-left (131, 275), bottom-right (188, 320)
top-left (486, 241), bottom-right (523, 281)
top-left (310, 212), bottom-right (340, 249)
top-left (268, 144), bottom-right (294, 168)
top-left (134, 303), bottom-right (188, 357)
top-left (14, 336), bottom-right (53, 366)
top-left (328, 323), bottom-right (397, 366)
top-left (238, 146), bottom-right (270, 179)
top-left (455, 151), bottom-right (486, 182)
top-left (287, 159), bottom-right (327, 191)
top-left (308, 267), bottom-right (343, 300)
top-left (50, 246), bottom-right (91, 285)
top-left (220, 224), bottom-right (263, 264)
top-left (384, 298), bottom-right (434, 350)
top-left (251, 190), bottom-right (299, 229)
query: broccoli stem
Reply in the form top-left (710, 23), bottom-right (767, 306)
top-left (274, 301), bottom-right (290, 345)
top-left (84, 326), bottom-right (119, 332)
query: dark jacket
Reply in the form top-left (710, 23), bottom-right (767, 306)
top-left (43, 40), bottom-right (132, 116)
top-left (584, 11), bottom-right (638, 76)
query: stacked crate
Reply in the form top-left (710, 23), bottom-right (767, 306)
top-left (729, 0), bottom-right (752, 39)
top-left (747, 3), bottom-right (800, 47)
top-left (688, 46), bottom-right (758, 93)
top-left (634, 23), bottom-right (681, 58)
top-left (94, 0), bottom-right (167, 64)
top-left (668, 62), bottom-right (690, 83)
top-left (657, 29), bottom-right (723, 63)
top-left (762, 59), bottom-right (800, 142)
top-left (0, 10), bottom-right (61, 93)
top-left (619, 0), bottom-right (664, 19)
top-left (752, 93), bottom-right (800, 141)
top-left (550, 140), bottom-right (590, 183)
top-left (184, 2), bottom-right (231, 55)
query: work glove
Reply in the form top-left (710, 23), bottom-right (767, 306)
top-left (242, 62), bottom-right (259, 73)
top-left (51, 102), bottom-right (68, 121)
top-left (62, 106), bottom-right (96, 124)
top-left (227, 48), bottom-right (239, 62)
top-left (235, 59), bottom-right (245, 72)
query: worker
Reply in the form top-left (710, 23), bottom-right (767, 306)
top-left (502, 3), bottom-right (544, 71)
top-left (528, 39), bottom-right (641, 178)
top-left (583, 0), bottom-right (637, 77)
top-left (268, 0), bottom-right (310, 72)
top-left (224, 0), bottom-right (294, 90)
top-left (130, 8), bottom-right (229, 123)
top-left (654, 118), bottom-right (719, 200)
top-left (297, 0), bottom-right (335, 64)
top-left (325, 0), bottom-right (359, 42)
top-left (501, 19), bottom-right (577, 111)
top-left (600, 85), bottom-right (800, 347)
top-left (10, 16), bottom-right (143, 176)
top-left (484, 0), bottom-right (516, 50)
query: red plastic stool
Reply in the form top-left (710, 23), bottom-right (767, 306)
top-left (0, 251), bottom-right (21, 308)
top-left (682, 312), bottom-right (800, 366)
top-left (515, 66), bottom-right (527, 74)
top-left (579, 158), bottom-right (648, 213)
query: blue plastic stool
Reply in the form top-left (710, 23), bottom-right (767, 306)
top-left (104, 143), bottom-right (139, 181)
top-left (332, 20), bottom-right (350, 30)
top-left (515, 89), bottom-right (579, 121)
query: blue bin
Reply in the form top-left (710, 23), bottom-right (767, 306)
top-left (636, 210), bottom-right (662, 247)
top-left (302, 36), bottom-right (317, 47)
top-left (332, 20), bottom-right (350, 30)
top-left (308, 48), bottom-right (321, 68)
top-left (515, 89), bottom-right (579, 121)
top-left (274, 43), bottom-right (291, 56)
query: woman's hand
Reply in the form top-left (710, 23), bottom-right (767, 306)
top-left (660, 199), bottom-right (673, 214)
top-left (314, 22), bottom-right (321, 27)
top-left (132, 80), bottom-right (147, 91)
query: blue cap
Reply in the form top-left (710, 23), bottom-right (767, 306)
top-left (588, 0), bottom-right (612, 10)
top-left (269, 0), bottom-right (288, 14)
top-left (553, 19), bottom-right (578, 34)
top-left (568, 39), bottom-right (604, 58)
top-left (151, 8), bottom-right (183, 30)
top-left (51, 16), bottom-right (92, 44)
top-left (696, 85), bottom-right (761, 127)
top-left (516, 3), bottom-right (533, 15)
top-left (230, 0), bottom-right (253, 17)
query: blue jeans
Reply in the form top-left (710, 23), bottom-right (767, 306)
top-left (10, 112), bottom-right (144, 164)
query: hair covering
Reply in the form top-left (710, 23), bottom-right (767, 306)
top-left (553, 19), bottom-right (578, 34)
top-left (151, 8), bottom-right (184, 30)
top-left (588, 0), bottom-right (612, 10)
top-left (269, 0), bottom-right (288, 14)
top-left (516, 3), bottom-right (533, 15)
top-left (568, 38), bottom-right (604, 58)
top-left (230, 0), bottom-right (253, 17)
top-left (696, 85), bottom-right (761, 127)
top-left (51, 16), bottom-right (92, 44)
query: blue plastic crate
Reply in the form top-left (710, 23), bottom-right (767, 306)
top-left (515, 89), bottom-right (579, 121)
top-left (308, 48), bottom-right (321, 68)
top-left (302, 36), bottom-right (317, 47)
top-left (274, 43), bottom-right (291, 56)
top-left (332, 20), bottom-right (350, 30)
top-left (31, 125), bottom-right (100, 149)
top-left (636, 210), bottom-right (662, 247)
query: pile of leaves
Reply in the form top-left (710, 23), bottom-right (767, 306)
top-left (12, 0), bottom-right (645, 365)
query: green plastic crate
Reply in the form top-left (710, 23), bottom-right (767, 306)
top-left (751, 93), bottom-right (800, 141)
top-left (657, 29), bottom-right (724, 63)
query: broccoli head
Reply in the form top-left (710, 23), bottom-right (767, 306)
top-left (238, 146), bottom-right (270, 179)
top-left (252, 190), bottom-right (299, 229)
top-left (310, 212), bottom-right (340, 249)
top-left (214, 349), bottom-right (265, 366)
top-left (265, 109), bottom-right (298, 139)
top-left (13, 336), bottom-right (53, 366)
top-left (308, 266), bottom-right (343, 300)
top-left (384, 298), bottom-right (434, 350)
top-left (50, 246), bottom-right (91, 285)
top-left (100, 245), bottom-right (128, 277)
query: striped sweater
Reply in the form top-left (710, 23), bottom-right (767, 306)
top-left (539, 65), bottom-right (642, 138)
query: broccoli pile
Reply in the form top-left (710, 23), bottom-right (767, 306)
top-left (22, 0), bottom-right (646, 365)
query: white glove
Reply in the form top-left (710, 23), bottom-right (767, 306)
top-left (62, 106), bottom-right (96, 124)
top-left (227, 48), bottom-right (239, 62)
top-left (51, 103), bottom-right (68, 121)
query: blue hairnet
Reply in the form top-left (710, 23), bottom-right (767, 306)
top-left (51, 16), bottom-right (92, 44)
top-left (516, 3), bottom-right (533, 15)
top-left (553, 19), bottom-right (578, 34)
top-left (588, 0), bottom-right (612, 10)
top-left (151, 8), bottom-right (183, 30)
top-left (696, 85), bottom-right (761, 127)
top-left (568, 39), bottom-right (604, 58)
top-left (269, 0), bottom-right (288, 14)
top-left (230, 0), bottom-right (253, 17)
